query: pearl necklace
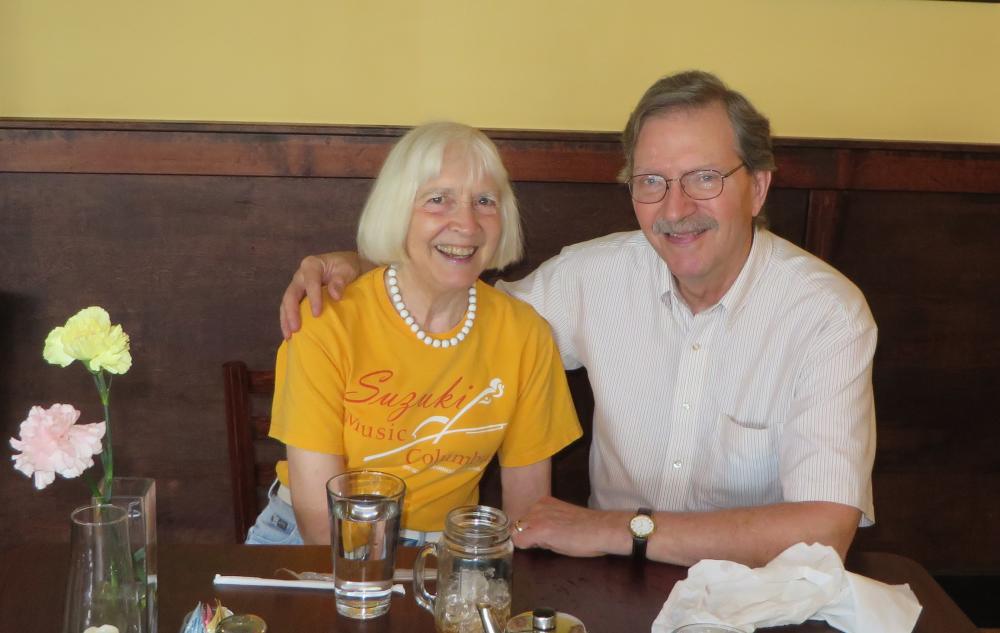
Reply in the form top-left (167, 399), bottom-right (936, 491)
top-left (386, 265), bottom-right (476, 349)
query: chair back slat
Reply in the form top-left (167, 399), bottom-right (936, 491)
top-left (255, 464), bottom-right (278, 483)
top-left (251, 415), bottom-right (272, 438)
top-left (223, 360), bottom-right (279, 543)
top-left (248, 371), bottom-right (275, 394)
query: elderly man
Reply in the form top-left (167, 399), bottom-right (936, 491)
top-left (278, 70), bottom-right (877, 567)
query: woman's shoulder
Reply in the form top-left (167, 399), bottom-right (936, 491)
top-left (341, 267), bottom-right (384, 304)
top-left (299, 267), bottom-right (384, 336)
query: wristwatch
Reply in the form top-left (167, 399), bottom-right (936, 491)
top-left (628, 507), bottom-right (655, 560)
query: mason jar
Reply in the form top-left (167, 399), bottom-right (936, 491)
top-left (413, 505), bottom-right (514, 633)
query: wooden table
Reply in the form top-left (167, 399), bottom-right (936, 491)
top-left (0, 545), bottom-right (975, 632)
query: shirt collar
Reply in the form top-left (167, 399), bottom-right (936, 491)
top-left (656, 246), bottom-right (676, 310)
top-left (657, 227), bottom-right (773, 325)
top-left (718, 227), bottom-right (772, 326)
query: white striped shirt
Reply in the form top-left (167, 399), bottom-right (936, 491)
top-left (498, 229), bottom-right (876, 525)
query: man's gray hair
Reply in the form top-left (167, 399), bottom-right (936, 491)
top-left (619, 70), bottom-right (777, 183)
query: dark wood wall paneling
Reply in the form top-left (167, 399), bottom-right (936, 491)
top-left (1, 120), bottom-right (998, 577)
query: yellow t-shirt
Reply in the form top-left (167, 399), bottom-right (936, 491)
top-left (271, 267), bottom-right (582, 531)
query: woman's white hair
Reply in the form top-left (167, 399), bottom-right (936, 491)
top-left (357, 122), bottom-right (523, 270)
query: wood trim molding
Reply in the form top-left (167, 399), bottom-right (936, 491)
top-left (2, 119), bottom-right (999, 193)
top-left (0, 120), bottom-right (622, 183)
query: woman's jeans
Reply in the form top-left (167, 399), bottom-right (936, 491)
top-left (245, 480), bottom-right (439, 547)
top-left (246, 480), bottom-right (304, 545)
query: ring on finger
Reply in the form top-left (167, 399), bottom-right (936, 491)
top-left (513, 519), bottom-right (527, 533)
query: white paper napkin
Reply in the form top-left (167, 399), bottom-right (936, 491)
top-left (651, 543), bottom-right (922, 633)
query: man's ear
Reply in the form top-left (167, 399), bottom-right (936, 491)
top-left (750, 169), bottom-right (772, 218)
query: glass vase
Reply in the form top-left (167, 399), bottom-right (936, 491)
top-left (98, 477), bottom-right (158, 633)
top-left (64, 504), bottom-right (143, 633)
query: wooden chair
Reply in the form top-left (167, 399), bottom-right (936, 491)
top-left (222, 360), bottom-right (281, 543)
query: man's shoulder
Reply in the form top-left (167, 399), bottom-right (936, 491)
top-left (764, 232), bottom-right (874, 327)
top-left (540, 230), bottom-right (660, 281)
top-left (498, 230), bottom-right (660, 307)
top-left (478, 281), bottom-right (552, 332)
top-left (558, 230), bottom-right (653, 261)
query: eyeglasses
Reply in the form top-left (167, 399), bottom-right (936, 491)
top-left (627, 163), bottom-right (746, 203)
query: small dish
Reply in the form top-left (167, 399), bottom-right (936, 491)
top-left (217, 614), bottom-right (267, 633)
top-left (672, 624), bottom-right (745, 633)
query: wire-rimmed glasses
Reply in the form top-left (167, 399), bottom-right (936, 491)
top-left (628, 163), bottom-right (745, 203)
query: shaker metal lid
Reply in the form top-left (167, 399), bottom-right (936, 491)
top-left (532, 607), bottom-right (556, 631)
top-left (507, 608), bottom-right (586, 633)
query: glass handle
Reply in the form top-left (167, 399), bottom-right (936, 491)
top-left (412, 543), bottom-right (437, 613)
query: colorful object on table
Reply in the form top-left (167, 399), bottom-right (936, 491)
top-left (179, 600), bottom-right (233, 633)
top-left (9, 403), bottom-right (105, 489)
top-left (8, 306), bottom-right (131, 502)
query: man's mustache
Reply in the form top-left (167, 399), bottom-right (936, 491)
top-left (652, 216), bottom-right (719, 235)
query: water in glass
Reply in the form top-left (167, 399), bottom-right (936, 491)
top-left (328, 471), bottom-right (405, 619)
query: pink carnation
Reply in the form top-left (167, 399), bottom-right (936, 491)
top-left (9, 403), bottom-right (105, 490)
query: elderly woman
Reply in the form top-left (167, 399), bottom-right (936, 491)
top-left (247, 122), bottom-right (582, 546)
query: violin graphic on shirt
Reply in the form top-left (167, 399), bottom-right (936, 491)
top-left (362, 378), bottom-right (507, 464)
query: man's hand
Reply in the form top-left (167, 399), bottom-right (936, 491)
top-left (511, 496), bottom-right (631, 558)
top-left (279, 252), bottom-right (365, 339)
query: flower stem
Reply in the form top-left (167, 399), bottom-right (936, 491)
top-left (92, 370), bottom-right (113, 502)
top-left (83, 471), bottom-right (101, 499)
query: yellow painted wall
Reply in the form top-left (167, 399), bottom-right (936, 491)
top-left (2, 0), bottom-right (998, 143)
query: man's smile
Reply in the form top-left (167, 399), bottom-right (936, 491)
top-left (651, 216), bottom-right (718, 244)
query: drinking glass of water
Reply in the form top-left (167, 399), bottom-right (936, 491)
top-left (326, 470), bottom-right (406, 619)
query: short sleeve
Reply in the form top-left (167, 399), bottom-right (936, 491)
top-left (780, 305), bottom-right (878, 526)
top-left (269, 298), bottom-right (348, 456)
top-left (496, 313), bottom-right (582, 468)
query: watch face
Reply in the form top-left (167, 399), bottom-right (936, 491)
top-left (629, 514), bottom-right (655, 538)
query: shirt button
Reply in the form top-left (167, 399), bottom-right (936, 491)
top-left (681, 402), bottom-right (691, 410)
top-left (672, 460), bottom-right (682, 469)
top-left (691, 343), bottom-right (701, 351)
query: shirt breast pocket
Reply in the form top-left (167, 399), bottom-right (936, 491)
top-left (691, 413), bottom-right (781, 510)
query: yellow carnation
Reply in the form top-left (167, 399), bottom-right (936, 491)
top-left (43, 327), bottom-right (75, 367)
top-left (43, 307), bottom-right (132, 374)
